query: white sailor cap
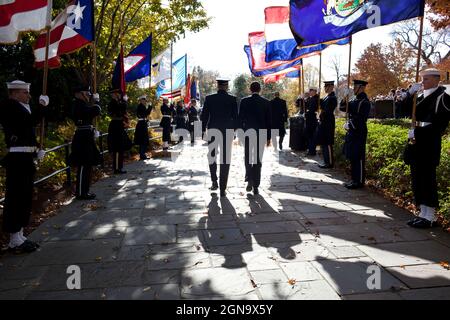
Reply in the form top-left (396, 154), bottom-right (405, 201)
top-left (138, 95), bottom-right (148, 100)
top-left (420, 68), bottom-right (441, 77)
top-left (7, 80), bottom-right (30, 91)
top-left (309, 87), bottom-right (318, 91)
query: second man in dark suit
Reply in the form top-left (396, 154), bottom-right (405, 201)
top-left (317, 81), bottom-right (338, 168)
top-left (238, 82), bottom-right (272, 195)
top-left (270, 92), bottom-right (288, 150)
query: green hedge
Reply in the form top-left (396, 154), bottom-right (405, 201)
top-left (335, 118), bottom-right (450, 223)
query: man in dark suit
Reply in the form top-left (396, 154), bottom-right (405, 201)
top-left (68, 85), bottom-right (101, 200)
top-left (270, 92), bottom-right (288, 150)
top-left (317, 81), bottom-right (338, 168)
top-left (159, 98), bottom-right (172, 151)
top-left (339, 80), bottom-right (371, 189)
top-left (201, 79), bottom-right (238, 197)
top-left (0, 80), bottom-right (48, 253)
top-left (238, 82), bottom-right (272, 195)
top-left (305, 87), bottom-right (319, 156)
top-left (404, 68), bottom-right (450, 229)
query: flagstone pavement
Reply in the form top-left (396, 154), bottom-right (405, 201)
top-left (1, 136), bottom-right (450, 300)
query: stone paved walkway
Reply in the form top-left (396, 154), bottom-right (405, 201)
top-left (1, 136), bottom-right (450, 300)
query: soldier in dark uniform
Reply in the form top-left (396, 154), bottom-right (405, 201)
top-left (201, 78), bottom-right (238, 197)
top-left (107, 89), bottom-right (131, 174)
top-left (68, 85), bottom-right (101, 200)
top-left (159, 98), bottom-right (172, 151)
top-left (175, 100), bottom-right (187, 143)
top-left (305, 88), bottom-right (319, 156)
top-left (188, 99), bottom-right (200, 145)
top-left (317, 81), bottom-right (338, 169)
top-left (339, 79), bottom-right (371, 189)
top-left (270, 92), bottom-right (288, 150)
top-left (0, 80), bottom-right (48, 253)
top-left (134, 95), bottom-right (153, 160)
top-left (404, 68), bottom-right (450, 228)
top-left (239, 82), bottom-right (272, 195)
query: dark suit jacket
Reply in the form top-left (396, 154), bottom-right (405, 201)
top-left (270, 97), bottom-right (288, 129)
top-left (200, 90), bottom-right (238, 131)
top-left (238, 94), bottom-right (272, 141)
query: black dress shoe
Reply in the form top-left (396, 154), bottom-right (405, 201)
top-left (139, 156), bottom-right (149, 161)
top-left (76, 193), bottom-right (96, 200)
top-left (114, 170), bottom-right (127, 174)
top-left (407, 217), bottom-right (421, 226)
top-left (246, 183), bottom-right (253, 192)
top-left (210, 182), bottom-right (219, 191)
top-left (8, 241), bottom-right (37, 254)
top-left (23, 239), bottom-right (40, 249)
top-left (345, 182), bottom-right (364, 189)
top-left (410, 217), bottom-right (436, 229)
top-left (220, 190), bottom-right (227, 197)
top-left (318, 164), bottom-right (333, 169)
top-left (253, 187), bottom-right (259, 195)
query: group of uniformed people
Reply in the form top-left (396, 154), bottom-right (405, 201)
top-left (0, 67), bottom-right (449, 253)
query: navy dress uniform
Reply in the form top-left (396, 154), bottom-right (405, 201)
top-left (68, 85), bottom-right (101, 200)
top-left (134, 95), bottom-right (153, 160)
top-left (317, 81), bottom-right (338, 168)
top-left (0, 80), bottom-right (48, 253)
top-left (305, 88), bottom-right (319, 156)
top-left (107, 89), bottom-right (131, 174)
top-left (201, 79), bottom-right (239, 197)
top-left (239, 82), bottom-right (272, 195)
top-left (188, 100), bottom-right (200, 145)
top-left (339, 80), bottom-right (371, 189)
top-left (175, 101), bottom-right (187, 142)
top-left (159, 99), bottom-right (172, 150)
top-left (404, 68), bottom-right (450, 228)
top-left (270, 93), bottom-right (288, 150)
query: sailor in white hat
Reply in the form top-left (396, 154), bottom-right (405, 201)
top-left (0, 80), bottom-right (49, 253)
top-left (405, 68), bottom-right (450, 228)
top-left (134, 94), bottom-right (153, 160)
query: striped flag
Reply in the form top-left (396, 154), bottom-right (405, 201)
top-left (33, 0), bottom-right (94, 69)
top-left (0, 0), bottom-right (51, 44)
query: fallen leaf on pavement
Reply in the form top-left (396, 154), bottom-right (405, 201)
top-left (440, 261), bottom-right (450, 270)
top-left (251, 280), bottom-right (257, 288)
top-left (143, 287), bottom-right (152, 292)
top-left (288, 279), bottom-right (297, 286)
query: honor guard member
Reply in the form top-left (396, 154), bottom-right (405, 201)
top-left (317, 81), bottom-right (338, 168)
top-left (68, 85), bottom-right (101, 200)
top-left (134, 95), bottom-right (153, 160)
top-left (175, 100), bottom-right (187, 143)
top-left (339, 79), bottom-right (371, 189)
top-left (239, 82), bottom-right (272, 195)
top-left (108, 89), bottom-right (131, 174)
top-left (188, 99), bottom-right (200, 145)
top-left (270, 92), bottom-right (288, 150)
top-left (201, 78), bottom-right (238, 197)
top-left (305, 87), bottom-right (319, 156)
top-left (159, 98), bottom-right (172, 151)
top-left (0, 80), bottom-right (48, 253)
top-left (404, 68), bottom-right (450, 228)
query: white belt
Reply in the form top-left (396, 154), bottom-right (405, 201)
top-left (9, 146), bottom-right (37, 153)
top-left (417, 121), bottom-right (432, 127)
top-left (162, 115), bottom-right (171, 118)
top-left (138, 118), bottom-right (147, 121)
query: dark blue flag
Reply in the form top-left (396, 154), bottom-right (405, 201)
top-left (290, 0), bottom-right (425, 46)
top-left (113, 34), bottom-right (152, 84)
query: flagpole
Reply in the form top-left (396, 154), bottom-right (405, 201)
top-left (411, 15), bottom-right (425, 131)
top-left (301, 63), bottom-right (305, 95)
top-left (345, 36), bottom-right (353, 120)
top-left (170, 42), bottom-right (173, 103)
top-left (318, 51), bottom-right (323, 113)
top-left (92, 43), bottom-right (97, 95)
top-left (39, 27), bottom-right (51, 149)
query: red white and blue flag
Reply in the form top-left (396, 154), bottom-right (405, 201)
top-left (33, 0), bottom-right (94, 69)
top-left (0, 0), bottom-right (52, 44)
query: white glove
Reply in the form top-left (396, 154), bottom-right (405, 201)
top-left (92, 93), bottom-right (100, 102)
top-left (400, 92), bottom-right (408, 100)
top-left (94, 130), bottom-right (100, 139)
top-left (122, 95), bottom-right (129, 102)
top-left (409, 83), bottom-right (422, 95)
top-left (37, 149), bottom-right (46, 160)
top-left (408, 129), bottom-right (415, 139)
top-left (39, 95), bottom-right (49, 106)
top-left (343, 122), bottom-right (350, 131)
